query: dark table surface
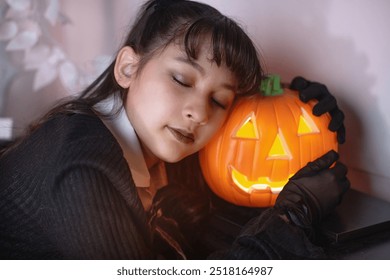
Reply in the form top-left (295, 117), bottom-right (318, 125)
top-left (199, 189), bottom-right (390, 259)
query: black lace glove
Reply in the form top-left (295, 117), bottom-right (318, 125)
top-left (290, 76), bottom-right (346, 144)
top-left (275, 150), bottom-right (350, 235)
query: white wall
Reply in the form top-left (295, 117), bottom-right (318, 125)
top-left (1, 0), bottom-right (389, 200)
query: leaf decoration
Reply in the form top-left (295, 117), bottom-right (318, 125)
top-left (24, 44), bottom-right (51, 70)
top-left (5, 30), bottom-right (38, 50)
top-left (2, 0), bottom-right (110, 92)
top-left (6, 0), bottom-right (32, 11)
top-left (59, 61), bottom-right (78, 91)
top-left (0, 21), bottom-right (18, 41)
top-left (33, 63), bottom-right (58, 91)
top-left (45, 0), bottom-right (59, 25)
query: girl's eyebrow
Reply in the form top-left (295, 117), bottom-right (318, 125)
top-left (173, 56), bottom-right (236, 91)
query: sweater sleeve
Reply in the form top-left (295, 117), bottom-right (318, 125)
top-left (47, 163), bottom-right (152, 259)
top-left (42, 115), bottom-right (153, 259)
top-left (0, 113), bottom-right (153, 259)
top-left (208, 208), bottom-right (325, 260)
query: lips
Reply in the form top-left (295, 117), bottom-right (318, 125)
top-left (167, 127), bottom-right (195, 144)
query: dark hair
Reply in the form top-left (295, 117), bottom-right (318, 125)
top-left (37, 0), bottom-right (263, 121)
top-left (148, 182), bottom-right (212, 259)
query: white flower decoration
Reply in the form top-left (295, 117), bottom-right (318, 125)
top-left (0, 0), bottom-right (110, 92)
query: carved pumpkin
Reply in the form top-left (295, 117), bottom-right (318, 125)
top-left (199, 75), bottom-right (338, 207)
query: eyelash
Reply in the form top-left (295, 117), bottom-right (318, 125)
top-left (212, 98), bottom-right (226, 110)
top-left (172, 75), bottom-right (227, 110)
top-left (173, 76), bottom-right (191, 88)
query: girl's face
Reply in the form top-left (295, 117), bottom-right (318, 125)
top-left (123, 43), bottom-right (236, 163)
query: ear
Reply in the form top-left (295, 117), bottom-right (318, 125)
top-left (114, 46), bottom-right (139, 88)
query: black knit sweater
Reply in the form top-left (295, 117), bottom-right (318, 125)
top-left (0, 112), bottom-right (324, 259)
top-left (0, 113), bottom-right (152, 259)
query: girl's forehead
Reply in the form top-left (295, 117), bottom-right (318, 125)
top-left (157, 40), bottom-right (212, 63)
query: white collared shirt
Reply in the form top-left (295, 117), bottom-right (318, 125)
top-left (94, 96), bottom-right (168, 210)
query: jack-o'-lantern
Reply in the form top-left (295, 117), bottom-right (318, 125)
top-left (199, 75), bottom-right (338, 207)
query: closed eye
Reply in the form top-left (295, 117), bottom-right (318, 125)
top-left (173, 76), bottom-right (191, 88)
top-left (212, 98), bottom-right (227, 110)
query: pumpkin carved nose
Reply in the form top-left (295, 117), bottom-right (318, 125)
top-left (267, 129), bottom-right (292, 160)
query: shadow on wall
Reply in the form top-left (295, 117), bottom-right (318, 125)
top-left (239, 0), bottom-right (383, 195)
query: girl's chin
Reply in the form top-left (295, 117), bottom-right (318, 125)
top-left (155, 148), bottom-right (195, 163)
top-left (146, 138), bottom-right (201, 163)
top-left (158, 153), bottom-right (188, 163)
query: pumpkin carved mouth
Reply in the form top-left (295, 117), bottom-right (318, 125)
top-left (229, 165), bottom-right (291, 194)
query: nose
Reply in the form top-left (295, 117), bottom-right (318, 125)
top-left (183, 100), bottom-right (209, 125)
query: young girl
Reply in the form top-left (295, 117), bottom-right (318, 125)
top-left (0, 0), bottom-right (349, 259)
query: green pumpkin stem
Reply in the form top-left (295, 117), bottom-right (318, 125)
top-left (260, 74), bottom-right (284, 96)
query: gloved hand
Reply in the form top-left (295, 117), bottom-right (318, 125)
top-left (275, 150), bottom-right (350, 231)
top-left (290, 76), bottom-right (346, 144)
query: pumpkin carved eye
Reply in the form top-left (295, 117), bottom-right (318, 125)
top-left (232, 112), bottom-right (259, 140)
top-left (298, 108), bottom-right (320, 135)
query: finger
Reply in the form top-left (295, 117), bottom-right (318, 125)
top-left (309, 150), bottom-right (339, 170)
top-left (334, 178), bottom-right (351, 205)
top-left (331, 161), bottom-right (348, 180)
top-left (336, 124), bottom-right (346, 144)
top-left (299, 83), bottom-right (329, 103)
top-left (341, 178), bottom-right (351, 194)
top-left (312, 95), bottom-right (337, 116)
top-left (328, 162), bottom-right (350, 204)
top-left (289, 76), bottom-right (310, 91)
top-left (328, 109), bottom-right (345, 131)
top-left (327, 109), bottom-right (346, 144)
top-left (293, 150), bottom-right (339, 178)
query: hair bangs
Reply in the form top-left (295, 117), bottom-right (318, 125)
top-left (183, 15), bottom-right (262, 95)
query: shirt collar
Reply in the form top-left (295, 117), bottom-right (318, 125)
top-left (94, 96), bottom-right (167, 189)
